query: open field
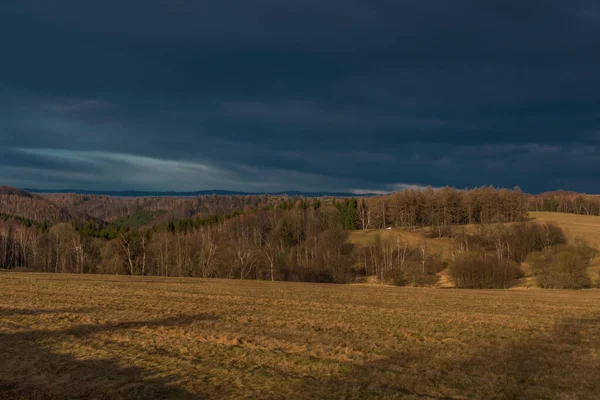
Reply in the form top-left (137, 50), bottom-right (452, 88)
top-left (2, 272), bottom-right (600, 399)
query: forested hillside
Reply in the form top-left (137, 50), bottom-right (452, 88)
top-left (43, 193), bottom-right (282, 223)
top-left (0, 193), bottom-right (69, 225)
top-left (0, 186), bottom-right (598, 288)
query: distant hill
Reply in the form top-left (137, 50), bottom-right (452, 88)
top-left (0, 187), bottom-right (69, 223)
top-left (23, 188), bottom-right (380, 198)
top-left (0, 186), bottom-right (32, 198)
top-left (4, 186), bottom-right (377, 227)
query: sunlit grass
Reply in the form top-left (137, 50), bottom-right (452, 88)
top-left (529, 212), bottom-right (600, 284)
top-left (1, 272), bottom-right (599, 399)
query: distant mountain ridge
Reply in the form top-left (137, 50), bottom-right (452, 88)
top-left (0, 186), bottom-right (33, 197)
top-left (23, 188), bottom-right (381, 198)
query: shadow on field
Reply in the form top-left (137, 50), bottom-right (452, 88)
top-left (0, 307), bottom-right (88, 317)
top-left (294, 316), bottom-right (600, 400)
top-left (453, 316), bottom-right (600, 400)
top-left (2, 307), bottom-right (599, 399)
top-left (0, 312), bottom-right (217, 400)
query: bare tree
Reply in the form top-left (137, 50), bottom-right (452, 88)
top-left (357, 200), bottom-right (371, 230)
top-left (420, 240), bottom-right (427, 274)
top-left (263, 234), bottom-right (282, 281)
top-left (198, 228), bottom-right (218, 278)
top-left (119, 233), bottom-right (137, 276)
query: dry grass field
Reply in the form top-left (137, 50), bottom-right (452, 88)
top-left (2, 272), bottom-right (600, 399)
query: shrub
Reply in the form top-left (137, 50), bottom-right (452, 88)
top-left (503, 223), bottom-right (566, 262)
top-left (527, 241), bottom-right (596, 289)
top-left (449, 252), bottom-right (522, 289)
top-left (571, 237), bottom-right (599, 261)
top-left (401, 259), bottom-right (447, 286)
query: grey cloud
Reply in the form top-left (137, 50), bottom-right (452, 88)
top-left (0, 1), bottom-right (599, 193)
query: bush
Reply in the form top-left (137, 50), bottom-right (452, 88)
top-left (504, 223), bottom-right (566, 262)
top-left (527, 241), bottom-right (596, 289)
top-left (400, 260), bottom-right (446, 286)
top-left (449, 252), bottom-right (522, 289)
top-left (571, 237), bottom-right (599, 261)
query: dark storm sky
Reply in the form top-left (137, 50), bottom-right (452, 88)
top-left (1, 1), bottom-right (599, 193)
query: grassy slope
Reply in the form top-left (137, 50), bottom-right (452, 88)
top-left (350, 212), bottom-right (600, 286)
top-left (529, 211), bottom-right (600, 284)
top-left (349, 228), bottom-right (455, 286)
top-left (349, 227), bottom-right (454, 256)
top-left (528, 211), bottom-right (600, 247)
top-left (1, 272), bottom-right (599, 399)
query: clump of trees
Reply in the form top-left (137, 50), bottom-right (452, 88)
top-left (358, 186), bottom-right (526, 229)
top-left (450, 253), bottom-right (521, 289)
top-left (526, 239), bottom-right (598, 289)
top-left (450, 222), bottom-right (567, 263)
top-left (448, 222), bottom-right (571, 288)
top-left (447, 222), bottom-right (599, 289)
top-left (527, 191), bottom-right (600, 216)
top-left (357, 235), bottom-right (446, 286)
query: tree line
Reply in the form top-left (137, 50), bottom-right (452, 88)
top-left (355, 186), bottom-right (526, 229)
top-left (527, 191), bottom-right (600, 216)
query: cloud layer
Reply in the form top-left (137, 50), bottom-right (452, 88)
top-left (1, 1), bottom-right (599, 192)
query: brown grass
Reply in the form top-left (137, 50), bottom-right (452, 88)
top-left (529, 212), bottom-right (600, 284)
top-left (528, 212), bottom-right (600, 248)
top-left (349, 227), bottom-right (454, 257)
top-left (2, 272), bottom-right (600, 399)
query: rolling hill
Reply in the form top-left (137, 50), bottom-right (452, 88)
top-left (349, 211), bottom-right (600, 287)
top-left (528, 211), bottom-right (600, 285)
